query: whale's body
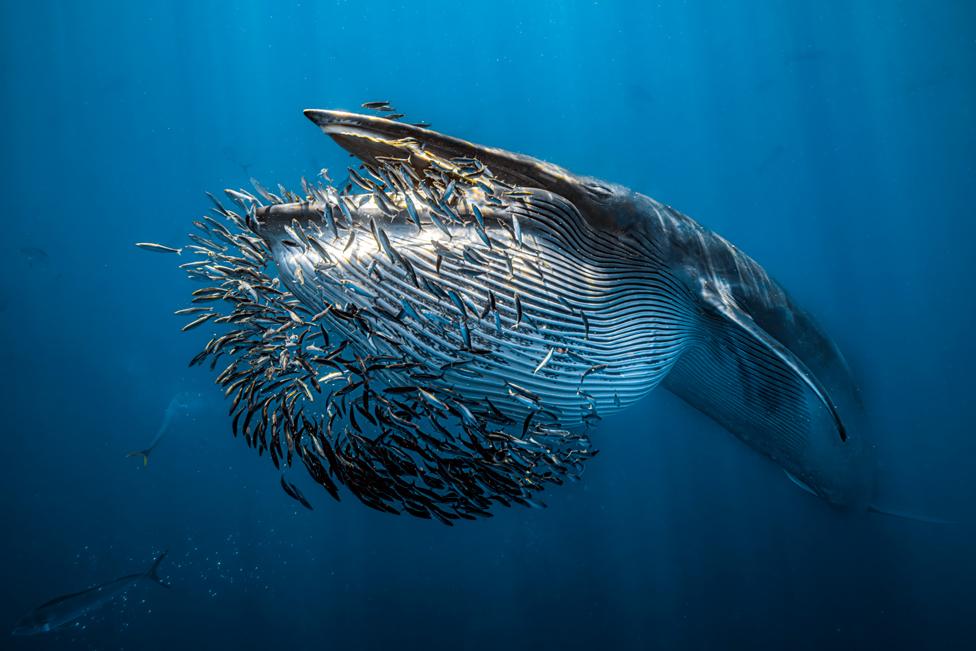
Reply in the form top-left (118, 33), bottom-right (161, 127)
top-left (173, 109), bottom-right (870, 519)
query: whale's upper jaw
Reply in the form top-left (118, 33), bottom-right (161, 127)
top-left (303, 109), bottom-right (643, 231)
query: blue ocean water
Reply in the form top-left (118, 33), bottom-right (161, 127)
top-left (1, 1), bottom-right (974, 648)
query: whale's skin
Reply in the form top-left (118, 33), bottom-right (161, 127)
top-left (173, 109), bottom-right (871, 519)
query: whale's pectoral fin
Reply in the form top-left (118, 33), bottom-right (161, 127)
top-left (704, 290), bottom-right (848, 443)
top-left (664, 286), bottom-right (850, 489)
top-left (303, 109), bottom-right (614, 210)
top-left (784, 470), bottom-right (818, 496)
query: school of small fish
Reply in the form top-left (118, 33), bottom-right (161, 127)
top-left (141, 105), bottom-right (603, 523)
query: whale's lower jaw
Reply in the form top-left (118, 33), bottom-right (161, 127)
top-left (263, 190), bottom-right (699, 429)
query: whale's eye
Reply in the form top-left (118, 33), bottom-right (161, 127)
top-left (583, 181), bottom-right (613, 201)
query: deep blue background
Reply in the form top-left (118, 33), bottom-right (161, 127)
top-left (1, 1), bottom-right (974, 649)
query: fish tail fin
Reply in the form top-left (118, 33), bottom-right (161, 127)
top-left (146, 548), bottom-right (171, 588)
top-left (126, 450), bottom-right (150, 466)
top-left (867, 504), bottom-right (955, 525)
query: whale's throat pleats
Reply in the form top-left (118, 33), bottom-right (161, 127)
top-left (265, 190), bottom-right (700, 426)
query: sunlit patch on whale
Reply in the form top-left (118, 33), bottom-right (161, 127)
top-left (153, 108), bottom-right (869, 522)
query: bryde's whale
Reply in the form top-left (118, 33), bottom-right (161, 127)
top-left (150, 108), bottom-right (872, 521)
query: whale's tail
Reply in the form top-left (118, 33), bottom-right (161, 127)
top-left (145, 548), bottom-right (170, 588)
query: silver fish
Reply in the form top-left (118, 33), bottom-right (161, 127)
top-left (135, 242), bottom-right (182, 255)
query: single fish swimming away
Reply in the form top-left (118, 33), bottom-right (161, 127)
top-left (12, 549), bottom-right (170, 636)
top-left (126, 391), bottom-right (203, 466)
top-left (20, 246), bottom-right (50, 265)
top-left (148, 107), bottom-right (877, 522)
top-left (280, 475), bottom-right (314, 510)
